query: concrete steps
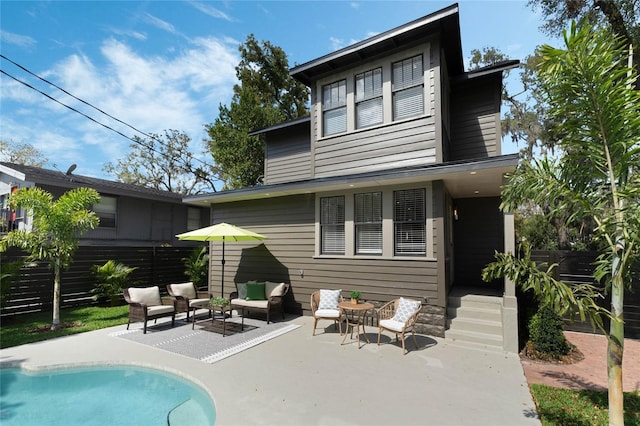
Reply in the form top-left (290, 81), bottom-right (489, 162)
top-left (445, 293), bottom-right (504, 349)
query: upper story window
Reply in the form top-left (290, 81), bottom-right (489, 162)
top-left (355, 191), bottom-right (382, 255)
top-left (355, 68), bottom-right (383, 129)
top-left (392, 55), bottom-right (424, 120)
top-left (322, 80), bottom-right (347, 136)
top-left (320, 195), bottom-right (345, 254)
top-left (394, 188), bottom-right (426, 255)
top-left (94, 195), bottom-right (117, 228)
top-left (187, 207), bottom-right (201, 230)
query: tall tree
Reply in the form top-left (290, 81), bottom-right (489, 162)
top-left (0, 187), bottom-right (100, 330)
top-left (0, 141), bottom-right (48, 167)
top-left (485, 23), bottom-right (640, 425)
top-left (205, 34), bottom-right (309, 189)
top-left (529, 0), bottom-right (639, 84)
top-left (104, 129), bottom-right (220, 195)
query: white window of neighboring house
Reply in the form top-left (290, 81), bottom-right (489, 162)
top-left (354, 192), bottom-right (382, 255)
top-left (187, 207), bottom-right (201, 230)
top-left (394, 188), bottom-right (426, 255)
top-left (94, 195), bottom-right (117, 228)
top-left (322, 80), bottom-right (347, 136)
top-left (355, 68), bottom-right (383, 129)
top-left (320, 195), bottom-right (345, 254)
top-left (392, 55), bottom-right (424, 120)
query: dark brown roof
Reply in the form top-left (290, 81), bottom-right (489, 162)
top-left (1, 162), bottom-right (183, 203)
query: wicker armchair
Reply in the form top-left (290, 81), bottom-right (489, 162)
top-left (123, 286), bottom-right (176, 334)
top-left (166, 282), bottom-right (211, 321)
top-left (311, 290), bottom-right (344, 336)
top-left (377, 298), bottom-right (422, 355)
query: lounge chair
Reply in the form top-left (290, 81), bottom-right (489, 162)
top-left (123, 286), bottom-right (176, 333)
top-left (377, 297), bottom-right (422, 355)
top-left (166, 282), bottom-right (211, 322)
top-left (311, 289), bottom-right (344, 336)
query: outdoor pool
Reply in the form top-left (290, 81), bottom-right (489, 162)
top-left (0, 365), bottom-right (216, 425)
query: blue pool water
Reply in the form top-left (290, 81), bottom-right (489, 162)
top-left (0, 365), bottom-right (216, 425)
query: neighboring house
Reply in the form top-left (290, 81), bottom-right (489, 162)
top-left (0, 162), bottom-right (209, 246)
top-left (184, 4), bottom-right (520, 351)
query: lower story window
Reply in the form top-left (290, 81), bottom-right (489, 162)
top-left (355, 192), bottom-right (382, 254)
top-left (320, 196), bottom-right (345, 254)
top-left (94, 195), bottom-right (117, 228)
top-left (394, 188), bottom-right (426, 255)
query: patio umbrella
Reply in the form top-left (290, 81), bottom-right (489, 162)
top-left (176, 223), bottom-right (267, 298)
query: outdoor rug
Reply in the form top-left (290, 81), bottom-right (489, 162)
top-left (109, 313), bottom-right (300, 364)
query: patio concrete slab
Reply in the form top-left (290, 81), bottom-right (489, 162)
top-left (0, 316), bottom-right (539, 425)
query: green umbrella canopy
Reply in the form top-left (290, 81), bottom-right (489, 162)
top-left (176, 222), bottom-right (267, 242)
top-left (176, 223), bottom-right (267, 297)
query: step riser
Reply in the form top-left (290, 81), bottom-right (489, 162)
top-left (445, 330), bottom-right (503, 347)
top-left (447, 307), bottom-right (502, 322)
top-left (449, 297), bottom-right (502, 311)
top-left (447, 318), bottom-right (503, 335)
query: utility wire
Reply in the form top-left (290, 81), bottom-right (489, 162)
top-left (0, 54), bottom-right (218, 172)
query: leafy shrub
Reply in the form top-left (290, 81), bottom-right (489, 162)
top-left (90, 260), bottom-right (137, 306)
top-left (183, 247), bottom-right (209, 287)
top-left (528, 304), bottom-right (570, 358)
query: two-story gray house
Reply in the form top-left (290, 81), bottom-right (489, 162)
top-left (183, 4), bottom-right (520, 352)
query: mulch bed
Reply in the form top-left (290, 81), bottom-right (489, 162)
top-left (27, 321), bottom-right (83, 333)
top-left (520, 340), bottom-right (585, 364)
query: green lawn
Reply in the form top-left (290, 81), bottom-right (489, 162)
top-left (0, 305), bottom-right (129, 349)
top-left (531, 384), bottom-right (640, 426)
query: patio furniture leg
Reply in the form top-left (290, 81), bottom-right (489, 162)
top-left (313, 318), bottom-right (318, 336)
top-left (412, 330), bottom-right (418, 349)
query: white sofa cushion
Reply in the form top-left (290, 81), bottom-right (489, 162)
top-left (266, 281), bottom-right (286, 298)
top-left (188, 298), bottom-right (210, 308)
top-left (128, 286), bottom-right (161, 306)
top-left (391, 297), bottom-right (421, 323)
top-left (315, 309), bottom-right (341, 318)
top-left (169, 282), bottom-right (196, 299)
top-left (318, 289), bottom-right (341, 310)
top-left (380, 318), bottom-right (407, 332)
top-left (147, 305), bottom-right (174, 315)
top-left (231, 298), bottom-right (269, 309)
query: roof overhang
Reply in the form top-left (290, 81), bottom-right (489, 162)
top-left (290, 3), bottom-right (462, 86)
top-left (183, 154), bottom-right (519, 206)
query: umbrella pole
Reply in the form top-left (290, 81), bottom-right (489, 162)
top-left (221, 238), bottom-right (225, 298)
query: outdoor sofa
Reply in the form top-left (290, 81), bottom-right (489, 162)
top-left (230, 281), bottom-right (289, 324)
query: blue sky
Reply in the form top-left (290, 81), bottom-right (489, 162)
top-left (1, 1), bottom-right (558, 180)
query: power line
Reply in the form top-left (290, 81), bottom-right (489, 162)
top-left (0, 54), bottom-right (219, 175)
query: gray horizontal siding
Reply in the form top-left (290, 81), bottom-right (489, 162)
top-left (209, 193), bottom-right (440, 318)
top-left (314, 116), bottom-right (437, 177)
top-left (449, 79), bottom-right (501, 160)
top-left (264, 128), bottom-right (311, 184)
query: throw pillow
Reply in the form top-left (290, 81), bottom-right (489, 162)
top-left (391, 297), bottom-right (421, 323)
top-left (265, 281), bottom-right (286, 298)
top-left (236, 282), bottom-right (248, 299)
top-left (318, 289), bottom-right (341, 310)
top-left (245, 282), bottom-right (266, 301)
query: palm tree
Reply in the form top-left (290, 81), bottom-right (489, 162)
top-left (484, 22), bottom-right (639, 425)
top-left (0, 187), bottom-right (100, 330)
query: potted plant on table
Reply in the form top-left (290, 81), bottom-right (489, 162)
top-left (209, 296), bottom-right (229, 309)
top-left (350, 291), bottom-right (361, 305)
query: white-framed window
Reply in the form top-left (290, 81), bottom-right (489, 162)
top-left (354, 191), bottom-right (382, 255)
top-left (187, 207), bottom-right (201, 230)
top-left (320, 195), bottom-right (345, 254)
top-left (394, 188), bottom-right (426, 255)
top-left (94, 195), bottom-right (117, 228)
top-left (355, 68), bottom-right (383, 129)
top-left (392, 55), bottom-right (424, 120)
top-left (322, 80), bottom-right (347, 136)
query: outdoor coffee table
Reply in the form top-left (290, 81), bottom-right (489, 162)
top-left (192, 302), bottom-right (232, 337)
top-left (338, 301), bottom-right (374, 349)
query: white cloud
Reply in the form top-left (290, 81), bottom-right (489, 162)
top-left (144, 13), bottom-right (180, 35)
top-left (0, 30), bottom-right (36, 48)
top-left (330, 37), bottom-right (345, 51)
top-left (189, 1), bottom-right (233, 21)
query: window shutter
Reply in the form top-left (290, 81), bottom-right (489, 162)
top-left (355, 192), bottom-right (382, 255)
top-left (321, 196), bottom-right (345, 254)
top-left (394, 189), bottom-right (426, 255)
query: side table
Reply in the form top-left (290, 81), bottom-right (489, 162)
top-left (338, 301), bottom-right (374, 349)
top-left (192, 302), bottom-right (232, 337)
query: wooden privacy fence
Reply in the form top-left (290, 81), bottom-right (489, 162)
top-left (1, 246), bottom-right (197, 317)
top-left (531, 250), bottom-right (640, 339)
